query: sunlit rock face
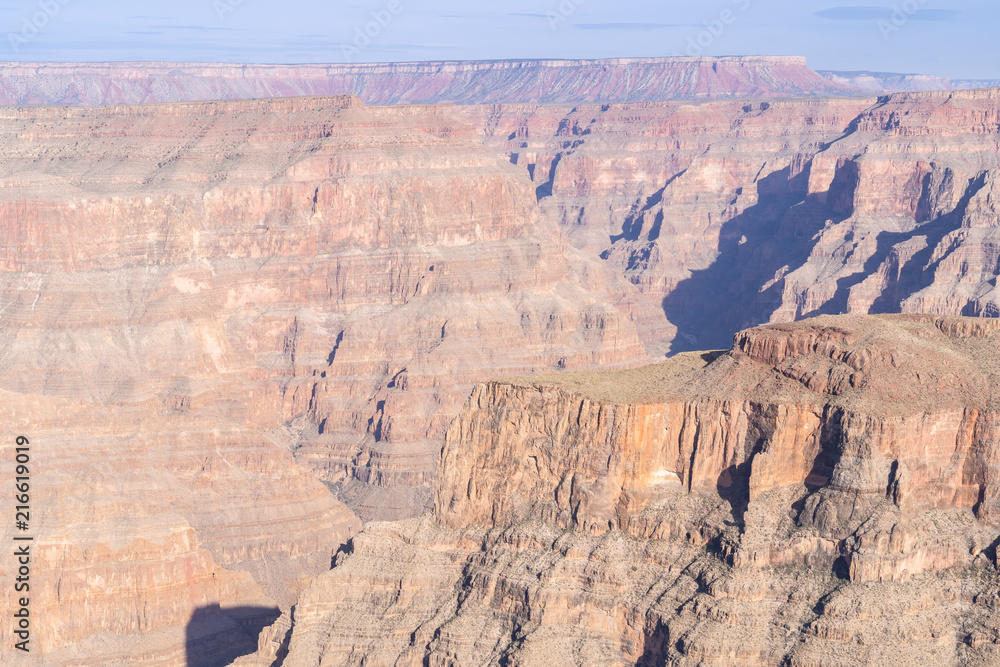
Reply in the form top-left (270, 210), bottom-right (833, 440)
top-left (0, 94), bottom-right (647, 663)
top-left (248, 315), bottom-right (1000, 667)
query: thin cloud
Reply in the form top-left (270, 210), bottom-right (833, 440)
top-left (151, 25), bottom-right (242, 31)
top-left (351, 43), bottom-right (464, 52)
top-left (574, 22), bottom-right (689, 31)
top-left (816, 6), bottom-right (960, 21)
top-left (908, 9), bottom-right (961, 20)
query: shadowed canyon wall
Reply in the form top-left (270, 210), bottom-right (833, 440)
top-left (457, 86), bottom-right (1000, 352)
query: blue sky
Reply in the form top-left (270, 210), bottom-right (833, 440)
top-left (0, 1), bottom-right (995, 79)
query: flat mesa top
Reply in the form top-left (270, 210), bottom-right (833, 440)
top-left (505, 351), bottom-right (715, 405)
top-left (0, 56), bottom-right (810, 70)
top-left (506, 314), bottom-right (1000, 415)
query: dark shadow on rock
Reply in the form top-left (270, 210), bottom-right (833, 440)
top-left (268, 609), bottom-right (294, 667)
top-left (611, 185), bottom-right (668, 245)
top-left (716, 460), bottom-right (754, 526)
top-left (699, 350), bottom-right (727, 364)
top-left (831, 556), bottom-right (851, 581)
top-left (185, 604), bottom-right (280, 667)
top-left (790, 407), bottom-right (843, 523)
top-left (869, 172), bottom-right (987, 313)
top-left (534, 154), bottom-right (562, 201)
top-left (332, 537), bottom-right (355, 568)
top-left (662, 164), bottom-right (844, 353)
top-left (808, 171), bottom-right (986, 317)
top-left (810, 215), bottom-right (958, 317)
top-left (983, 535), bottom-right (1000, 567)
top-left (637, 621), bottom-right (670, 666)
top-left (717, 410), bottom-right (777, 525)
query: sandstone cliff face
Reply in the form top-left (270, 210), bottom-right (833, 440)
top-left (458, 87), bottom-right (1000, 353)
top-left (0, 57), bottom-right (858, 107)
top-left (0, 95), bottom-right (645, 664)
top-left (258, 315), bottom-right (1000, 666)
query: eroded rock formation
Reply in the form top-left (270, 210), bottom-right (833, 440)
top-left (254, 315), bottom-right (1000, 666)
top-left (818, 70), bottom-right (953, 92)
top-left (458, 86), bottom-right (1000, 352)
top-left (2, 62), bottom-right (1000, 665)
top-left (0, 94), bottom-right (645, 664)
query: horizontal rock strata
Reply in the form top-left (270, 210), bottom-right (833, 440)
top-left (818, 70), bottom-right (1000, 93)
top-left (0, 95), bottom-right (645, 663)
top-left (456, 86), bottom-right (1000, 353)
top-left (257, 315), bottom-right (1000, 666)
top-left (0, 57), bottom-right (858, 106)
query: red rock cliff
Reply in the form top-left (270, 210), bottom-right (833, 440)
top-left (256, 315), bottom-right (1000, 666)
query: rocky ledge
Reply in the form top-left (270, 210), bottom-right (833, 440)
top-left (244, 314), bottom-right (1000, 666)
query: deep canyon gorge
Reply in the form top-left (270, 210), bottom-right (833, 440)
top-left (0, 57), bottom-right (997, 665)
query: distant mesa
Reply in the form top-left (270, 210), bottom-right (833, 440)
top-left (819, 69), bottom-right (1000, 92)
top-left (0, 56), bottom-right (860, 106)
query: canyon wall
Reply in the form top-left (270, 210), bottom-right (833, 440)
top-left (1, 63), bottom-right (1000, 664)
top-left (0, 95), bottom-right (646, 664)
top-left (0, 57), bottom-right (858, 106)
top-left (254, 314), bottom-right (1000, 666)
top-left (457, 86), bottom-right (1000, 352)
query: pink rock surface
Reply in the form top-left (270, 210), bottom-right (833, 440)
top-left (0, 57), bottom-right (859, 106)
top-left (0, 94), bottom-right (646, 663)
